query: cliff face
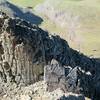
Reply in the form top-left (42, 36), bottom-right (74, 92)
top-left (0, 11), bottom-right (100, 99)
top-left (0, 11), bottom-right (72, 85)
top-left (0, 12), bottom-right (45, 84)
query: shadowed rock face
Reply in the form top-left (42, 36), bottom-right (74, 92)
top-left (0, 12), bottom-right (100, 99)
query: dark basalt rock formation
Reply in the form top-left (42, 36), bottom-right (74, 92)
top-left (0, 11), bottom-right (100, 99)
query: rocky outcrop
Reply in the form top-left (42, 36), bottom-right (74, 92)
top-left (0, 11), bottom-right (45, 84)
top-left (44, 57), bottom-right (100, 100)
top-left (44, 59), bottom-right (94, 97)
top-left (0, 11), bottom-right (100, 99)
top-left (0, 11), bottom-right (71, 85)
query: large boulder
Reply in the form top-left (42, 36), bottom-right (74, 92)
top-left (44, 59), bottom-right (100, 99)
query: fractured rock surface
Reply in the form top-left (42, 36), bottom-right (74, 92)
top-left (0, 11), bottom-right (100, 99)
top-left (0, 11), bottom-right (45, 84)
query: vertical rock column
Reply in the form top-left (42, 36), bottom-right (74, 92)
top-left (0, 15), bottom-right (44, 85)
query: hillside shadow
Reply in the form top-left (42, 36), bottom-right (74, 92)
top-left (0, 1), bottom-right (43, 25)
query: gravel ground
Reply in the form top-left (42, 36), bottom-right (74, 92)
top-left (0, 81), bottom-right (91, 100)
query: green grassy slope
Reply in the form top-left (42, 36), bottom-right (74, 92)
top-left (9, 0), bottom-right (44, 8)
top-left (39, 0), bottom-right (100, 57)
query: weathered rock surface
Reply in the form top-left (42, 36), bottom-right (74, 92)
top-left (0, 11), bottom-right (45, 85)
top-left (0, 11), bottom-right (100, 100)
top-left (44, 59), bottom-right (94, 97)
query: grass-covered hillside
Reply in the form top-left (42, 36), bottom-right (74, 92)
top-left (9, 0), bottom-right (44, 8)
top-left (9, 0), bottom-right (100, 57)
